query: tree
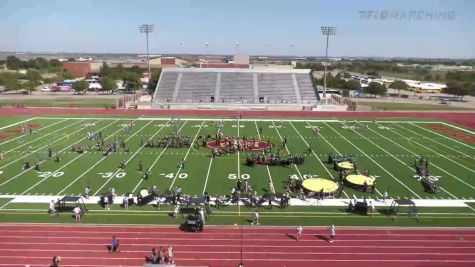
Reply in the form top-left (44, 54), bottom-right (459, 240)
top-left (389, 80), bottom-right (408, 96)
top-left (26, 70), bottom-right (42, 86)
top-left (72, 80), bottom-right (88, 94)
top-left (147, 69), bottom-right (162, 94)
top-left (100, 78), bottom-right (116, 93)
top-left (364, 82), bottom-right (386, 97)
top-left (344, 80), bottom-right (361, 91)
top-left (25, 80), bottom-right (36, 94)
top-left (6, 56), bottom-right (22, 70)
top-left (62, 71), bottom-right (75, 80)
top-left (67, 58), bottom-right (76, 62)
top-left (444, 82), bottom-right (470, 100)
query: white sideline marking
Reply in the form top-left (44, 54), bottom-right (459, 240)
top-left (0, 119), bottom-right (67, 147)
top-left (58, 119), bottom-right (147, 195)
top-left (272, 121), bottom-right (303, 178)
top-left (397, 123), bottom-right (475, 174)
top-left (202, 157), bottom-right (213, 194)
top-left (0, 120), bottom-right (86, 170)
top-left (441, 122), bottom-right (475, 135)
top-left (324, 122), bottom-right (421, 198)
top-left (412, 123), bottom-right (475, 151)
top-left (169, 121), bottom-right (204, 190)
top-left (34, 116), bottom-right (442, 123)
top-left (381, 123), bottom-right (475, 191)
top-left (131, 121), bottom-right (186, 193)
top-left (93, 120), bottom-right (154, 195)
top-left (254, 121), bottom-right (274, 190)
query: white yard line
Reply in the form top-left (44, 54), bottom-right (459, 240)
top-left (0, 119), bottom-right (67, 147)
top-left (237, 119), bottom-right (240, 179)
top-left (92, 121), bottom-right (155, 195)
top-left (0, 120), bottom-right (88, 170)
top-left (324, 122), bottom-right (421, 199)
top-left (393, 123), bottom-right (475, 173)
top-left (169, 121), bottom-right (204, 190)
top-left (411, 123), bottom-right (475, 151)
top-left (43, 121), bottom-right (145, 195)
top-left (9, 121), bottom-right (121, 195)
top-left (0, 120), bottom-right (118, 208)
top-left (372, 122), bottom-right (475, 191)
top-left (302, 122), bottom-right (365, 198)
top-left (2, 120), bottom-right (82, 155)
top-left (131, 121), bottom-right (187, 193)
top-left (272, 121), bottom-right (303, 178)
top-left (254, 121), bottom-right (274, 189)
top-left (0, 117), bottom-right (36, 131)
top-left (202, 157), bottom-right (214, 194)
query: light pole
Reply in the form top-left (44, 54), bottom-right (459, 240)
top-left (321, 26), bottom-right (336, 104)
top-left (139, 24), bottom-right (154, 93)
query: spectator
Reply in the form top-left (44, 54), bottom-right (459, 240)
top-left (104, 195), bottom-right (110, 210)
top-left (167, 246), bottom-right (174, 264)
top-left (329, 225), bottom-right (336, 243)
top-left (49, 200), bottom-right (58, 216)
top-left (73, 205), bottom-right (81, 222)
top-left (159, 246), bottom-right (165, 263)
top-left (123, 195), bottom-right (129, 210)
top-left (252, 210), bottom-right (259, 225)
top-left (199, 207), bottom-right (205, 225)
top-left (151, 248), bottom-right (158, 264)
top-left (296, 225), bottom-right (302, 241)
top-left (173, 205), bottom-right (180, 219)
top-left (383, 190), bottom-right (389, 201)
top-left (51, 255), bottom-right (61, 267)
top-left (110, 236), bottom-right (119, 252)
top-left (84, 186), bottom-right (90, 199)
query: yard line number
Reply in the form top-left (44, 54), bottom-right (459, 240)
top-left (37, 171), bottom-right (64, 178)
top-left (160, 173), bottom-right (188, 179)
top-left (98, 172), bottom-right (126, 179)
top-left (228, 173), bottom-right (250, 180)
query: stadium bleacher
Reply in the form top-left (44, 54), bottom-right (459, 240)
top-left (153, 68), bottom-right (319, 106)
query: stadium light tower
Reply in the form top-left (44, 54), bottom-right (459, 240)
top-left (139, 24), bottom-right (154, 92)
top-left (235, 42), bottom-right (240, 55)
top-left (321, 26), bottom-right (336, 104)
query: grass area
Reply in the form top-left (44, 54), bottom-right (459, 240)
top-left (0, 98), bottom-right (117, 108)
top-left (0, 116), bottom-right (474, 226)
top-left (358, 101), bottom-right (474, 111)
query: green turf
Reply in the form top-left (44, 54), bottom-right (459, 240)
top-left (0, 115), bottom-right (474, 226)
top-left (357, 101), bottom-right (474, 111)
top-left (0, 98), bottom-right (117, 108)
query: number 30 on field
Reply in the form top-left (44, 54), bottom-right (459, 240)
top-left (98, 172), bottom-right (126, 179)
top-left (228, 174), bottom-right (250, 180)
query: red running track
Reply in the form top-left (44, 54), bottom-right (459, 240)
top-left (0, 224), bottom-right (474, 267)
top-left (0, 107), bottom-right (474, 130)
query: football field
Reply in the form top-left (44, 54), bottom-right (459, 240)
top-left (0, 115), bottom-right (474, 207)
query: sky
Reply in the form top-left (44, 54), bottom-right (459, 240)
top-left (0, 0), bottom-right (474, 58)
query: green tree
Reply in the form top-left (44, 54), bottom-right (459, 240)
top-left (344, 80), bottom-right (361, 91)
top-left (389, 80), bottom-right (408, 96)
top-left (6, 56), bottom-right (22, 70)
top-left (72, 80), bottom-right (88, 94)
top-left (100, 78), bottom-right (116, 93)
top-left (26, 70), bottom-right (42, 86)
top-left (67, 58), bottom-right (76, 62)
top-left (364, 82), bottom-right (386, 97)
top-left (24, 80), bottom-right (36, 94)
top-left (147, 69), bottom-right (162, 94)
top-left (444, 82), bottom-right (470, 100)
top-left (62, 71), bottom-right (75, 80)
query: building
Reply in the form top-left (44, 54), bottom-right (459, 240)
top-left (403, 80), bottom-right (447, 93)
top-left (63, 62), bottom-right (101, 77)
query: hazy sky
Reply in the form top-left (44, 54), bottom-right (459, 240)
top-left (0, 0), bottom-right (474, 58)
